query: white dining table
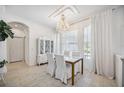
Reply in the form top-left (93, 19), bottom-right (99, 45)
top-left (64, 57), bottom-right (83, 85)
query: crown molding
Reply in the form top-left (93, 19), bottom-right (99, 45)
top-left (48, 5), bottom-right (79, 18)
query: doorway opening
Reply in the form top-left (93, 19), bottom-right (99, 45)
top-left (7, 22), bottom-right (29, 64)
top-left (9, 36), bottom-right (25, 63)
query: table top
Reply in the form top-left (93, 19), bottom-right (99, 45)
top-left (65, 57), bottom-right (83, 64)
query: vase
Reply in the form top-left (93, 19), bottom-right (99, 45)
top-left (0, 65), bottom-right (7, 81)
top-left (0, 65), bottom-right (7, 73)
top-left (0, 41), bottom-right (7, 61)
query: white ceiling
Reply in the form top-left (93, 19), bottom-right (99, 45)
top-left (5, 5), bottom-right (117, 29)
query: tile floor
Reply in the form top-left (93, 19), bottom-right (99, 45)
top-left (0, 62), bottom-right (117, 87)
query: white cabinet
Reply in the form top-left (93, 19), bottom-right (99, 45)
top-left (37, 37), bottom-right (54, 65)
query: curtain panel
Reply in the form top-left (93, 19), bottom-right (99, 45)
top-left (91, 8), bottom-right (114, 79)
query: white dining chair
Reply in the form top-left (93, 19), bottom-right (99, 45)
top-left (55, 55), bottom-right (78, 84)
top-left (47, 53), bottom-right (56, 77)
top-left (54, 55), bottom-right (72, 84)
top-left (72, 51), bottom-right (81, 57)
top-left (64, 51), bottom-right (70, 57)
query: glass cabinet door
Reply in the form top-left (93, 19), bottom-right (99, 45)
top-left (45, 40), bottom-right (50, 53)
top-left (51, 41), bottom-right (54, 53)
top-left (40, 40), bottom-right (44, 54)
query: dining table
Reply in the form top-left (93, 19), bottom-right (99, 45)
top-left (64, 57), bottom-right (83, 85)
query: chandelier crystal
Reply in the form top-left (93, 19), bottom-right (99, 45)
top-left (56, 14), bottom-right (70, 31)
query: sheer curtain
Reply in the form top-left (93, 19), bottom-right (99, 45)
top-left (60, 30), bottom-right (78, 53)
top-left (91, 8), bottom-right (114, 79)
top-left (57, 19), bottom-right (91, 54)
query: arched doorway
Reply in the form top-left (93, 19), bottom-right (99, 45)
top-left (7, 21), bottom-right (29, 65)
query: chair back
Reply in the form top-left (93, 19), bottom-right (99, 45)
top-left (47, 53), bottom-right (55, 77)
top-left (54, 55), bottom-right (67, 84)
top-left (64, 51), bottom-right (70, 57)
top-left (72, 51), bottom-right (81, 57)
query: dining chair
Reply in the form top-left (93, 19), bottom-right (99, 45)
top-left (54, 55), bottom-right (72, 84)
top-left (47, 53), bottom-right (56, 77)
top-left (64, 51), bottom-right (70, 57)
top-left (72, 51), bottom-right (81, 57)
top-left (55, 55), bottom-right (81, 84)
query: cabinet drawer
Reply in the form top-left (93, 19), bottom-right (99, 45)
top-left (37, 54), bottom-right (47, 64)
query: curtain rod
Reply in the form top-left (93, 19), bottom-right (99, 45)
top-left (70, 17), bottom-right (90, 25)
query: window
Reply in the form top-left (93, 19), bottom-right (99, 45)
top-left (61, 30), bottom-right (78, 52)
top-left (84, 25), bottom-right (91, 59)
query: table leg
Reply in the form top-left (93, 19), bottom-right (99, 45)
top-left (72, 63), bottom-right (75, 85)
top-left (81, 59), bottom-right (83, 74)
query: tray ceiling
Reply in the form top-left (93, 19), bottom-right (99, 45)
top-left (5, 5), bottom-right (116, 29)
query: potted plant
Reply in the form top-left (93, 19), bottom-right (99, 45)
top-left (0, 20), bottom-right (14, 41)
top-left (0, 20), bottom-right (14, 73)
top-left (0, 60), bottom-right (7, 82)
top-left (0, 60), bottom-right (8, 68)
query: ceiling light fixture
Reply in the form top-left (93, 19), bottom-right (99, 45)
top-left (49, 5), bottom-right (80, 32)
top-left (56, 14), bottom-right (70, 31)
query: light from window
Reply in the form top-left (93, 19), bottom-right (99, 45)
top-left (61, 30), bottom-right (78, 52)
top-left (84, 25), bottom-right (91, 59)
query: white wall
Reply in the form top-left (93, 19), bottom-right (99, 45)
top-left (4, 12), bottom-right (56, 65)
top-left (12, 28), bottom-right (26, 37)
top-left (112, 6), bottom-right (124, 55)
top-left (0, 6), bottom-right (5, 19)
top-left (28, 22), bottom-right (56, 65)
top-left (119, 7), bottom-right (124, 54)
top-left (112, 6), bottom-right (124, 86)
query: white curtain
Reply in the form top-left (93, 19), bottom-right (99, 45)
top-left (91, 8), bottom-right (114, 79)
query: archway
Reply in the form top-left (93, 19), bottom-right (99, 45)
top-left (7, 21), bottom-right (29, 65)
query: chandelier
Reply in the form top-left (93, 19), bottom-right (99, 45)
top-left (56, 14), bottom-right (70, 31)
